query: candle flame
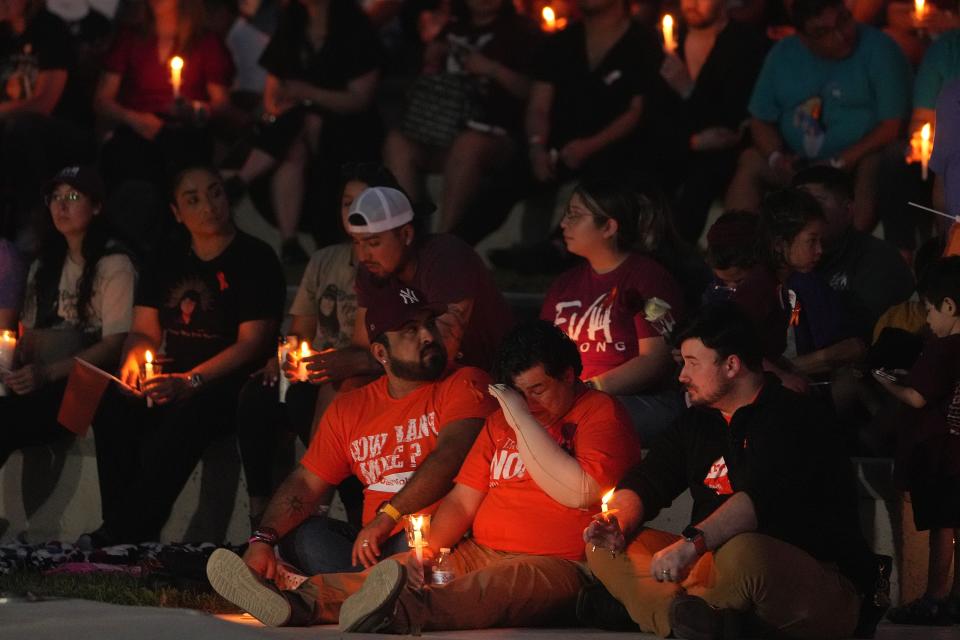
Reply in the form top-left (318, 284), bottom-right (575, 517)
top-left (145, 350), bottom-right (154, 364)
top-left (170, 56), bottom-right (184, 72)
top-left (300, 341), bottom-right (311, 357)
top-left (915, 0), bottom-right (925, 16)
top-left (0, 330), bottom-right (15, 340)
top-left (921, 122), bottom-right (931, 142)
top-left (601, 488), bottom-right (615, 505)
top-left (662, 14), bottom-right (674, 31)
top-left (412, 514), bottom-right (423, 531)
top-left (542, 6), bottom-right (555, 24)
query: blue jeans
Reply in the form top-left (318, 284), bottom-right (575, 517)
top-left (278, 515), bottom-right (409, 574)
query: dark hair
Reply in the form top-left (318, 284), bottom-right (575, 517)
top-left (494, 320), bottom-right (583, 384)
top-left (792, 165), bottom-right (854, 202)
top-left (919, 256), bottom-right (960, 312)
top-left (675, 302), bottom-right (763, 371)
top-left (706, 210), bottom-right (767, 270)
top-left (760, 188), bottom-right (825, 267)
top-left (32, 196), bottom-right (124, 330)
top-left (791, 0), bottom-right (844, 30)
top-left (572, 175), bottom-right (685, 259)
top-left (169, 165), bottom-right (224, 204)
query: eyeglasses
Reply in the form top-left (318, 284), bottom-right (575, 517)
top-left (562, 208), bottom-right (607, 225)
top-left (45, 191), bottom-right (84, 206)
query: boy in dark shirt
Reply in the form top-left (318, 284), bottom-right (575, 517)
top-left (873, 256), bottom-right (960, 625)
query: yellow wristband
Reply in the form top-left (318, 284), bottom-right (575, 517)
top-left (378, 502), bottom-right (402, 523)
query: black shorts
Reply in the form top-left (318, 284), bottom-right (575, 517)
top-left (909, 475), bottom-right (960, 531)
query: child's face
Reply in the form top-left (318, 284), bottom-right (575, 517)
top-left (923, 297), bottom-right (959, 338)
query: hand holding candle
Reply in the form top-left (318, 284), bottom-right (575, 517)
top-left (170, 56), bottom-right (184, 99)
top-left (0, 330), bottom-right (17, 396)
top-left (296, 340), bottom-right (314, 383)
top-left (906, 122), bottom-right (933, 181)
top-left (140, 349), bottom-right (161, 407)
top-left (662, 14), bottom-right (677, 54)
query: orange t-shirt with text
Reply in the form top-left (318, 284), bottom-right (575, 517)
top-left (455, 389), bottom-right (642, 561)
top-left (302, 366), bottom-right (497, 524)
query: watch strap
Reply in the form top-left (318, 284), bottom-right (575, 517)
top-left (248, 526), bottom-right (279, 547)
top-left (683, 525), bottom-right (708, 556)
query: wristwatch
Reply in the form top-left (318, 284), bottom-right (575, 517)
top-left (682, 525), bottom-right (708, 556)
top-left (248, 526), bottom-right (279, 546)
top-left (377, 501), bottom-right (402, 524)
top-left (187, 372), bottom-right (204, 389)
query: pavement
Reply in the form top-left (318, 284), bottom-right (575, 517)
top-left (0, 599), bottom-right (956, 640)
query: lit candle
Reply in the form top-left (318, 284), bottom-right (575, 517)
top-left (601, 488), bottom-right (614, 515)
top-left (297, 340), bottom-right (312, 383)
top-left (412, 515), bottom-right (425, 567)
top-left (921, 122), bottom-right (932, 181)
top-left (662, 14), bottom-right (677, 54)
top-left (541, 6), bottom-right (556, 32)
top-left (141, 350), bottom-right (157, 407)
top-left (914, 0), bottom-right (926, 22)
top-left (0, 330), bottom-right (16, 397)
top-left (170, 56), bottom-right (184, 99)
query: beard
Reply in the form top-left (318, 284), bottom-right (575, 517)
top-left (388, 342), bottom-right (448, 382)
top-left (685, 374), bottom-right (734, 408)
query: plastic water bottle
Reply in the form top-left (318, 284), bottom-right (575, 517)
top-left (430, 548), bottom-right (455, 585)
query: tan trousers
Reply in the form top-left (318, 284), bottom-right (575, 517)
top-left (295, 538), bottom-right (588, 629)
top-left (586, 529), bottom-right (861, 639)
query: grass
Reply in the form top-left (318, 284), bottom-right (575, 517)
top-left (0, 571), bottom-right (241, 614)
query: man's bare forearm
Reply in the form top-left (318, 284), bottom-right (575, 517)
top-left (387, 420), bottom-right (483, 516)
top-left (259, 467), bottom-right (333, 536)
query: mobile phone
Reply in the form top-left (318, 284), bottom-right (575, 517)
top-left (872, 368), bottom-right (901, 383)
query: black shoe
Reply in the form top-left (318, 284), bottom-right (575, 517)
top-left (575, 581), bottom-right (639, 630)
top-left (224, 175), bottom-right (247, 204)
top-left (281, 239), bottom-right (309, 265)
top-left (886, 595), bottom-right (953, 626)
top-left (853, 554), bottom-right (891, 638)
top-left (669, 594), bottom-right (742, 640)
top-left (76, 525), bottom-right (118, 550)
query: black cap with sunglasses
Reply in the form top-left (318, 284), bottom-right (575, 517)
top-left (43, 165), bottom-right (105, 205)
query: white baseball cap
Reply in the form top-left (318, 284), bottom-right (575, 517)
top-left (346, 187), bottom-right (414, 234)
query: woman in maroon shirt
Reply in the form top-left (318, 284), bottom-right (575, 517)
top-left (541, 177), bottom-right (686, 444)
top-left (94, 0), bottom-right (233, 192)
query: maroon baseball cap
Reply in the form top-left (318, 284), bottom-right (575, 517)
top-left (366, 284), bottom-right (445, 338)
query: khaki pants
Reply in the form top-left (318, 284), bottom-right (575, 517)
top-left (294, 538), bottom-right (588, 629)
top-left (586, 529), bottom-right (860, 639)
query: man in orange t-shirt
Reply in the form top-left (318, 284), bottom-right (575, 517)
top-left (207, 320), bottom-right (641, 630)
top-left (218, 283), bottom-right (496, 582)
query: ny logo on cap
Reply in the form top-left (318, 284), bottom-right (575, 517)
top-left (61, 166), bottom-right (80, 178)
top-left (399, 288), bottom-right (420, 305)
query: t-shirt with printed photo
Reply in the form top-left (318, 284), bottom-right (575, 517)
top-left (541, 253), bottom-right (684, 382)
top-left (135, 232), bottom-right (285, 373)
top-left (288, 242), bottom-right (356, 350)
top-left (455, 389), bottom-right (641, 561)
top-left (302, 366), bottom-right (497, 525)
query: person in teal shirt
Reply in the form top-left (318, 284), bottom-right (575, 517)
top-left (726, 0), bottom-right (911, 232)
top-left (915, 30), bottom-right (960, 112)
